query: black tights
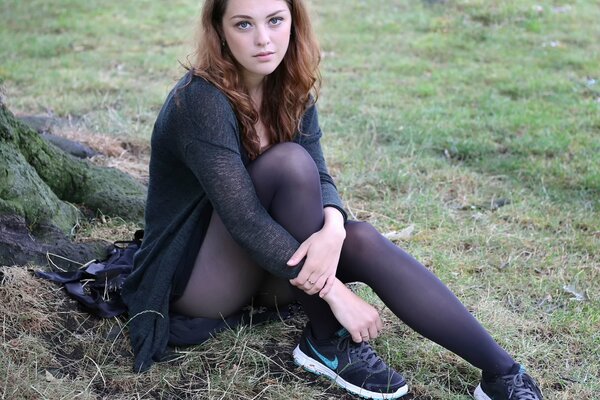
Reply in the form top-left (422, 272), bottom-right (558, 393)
top-left (172, 143), bottom-right (515, 376)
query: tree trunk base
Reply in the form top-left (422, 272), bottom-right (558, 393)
top-left (0, 101), bottom-right (145, 268)
top-left (0, 214), bottom-right (109, 270)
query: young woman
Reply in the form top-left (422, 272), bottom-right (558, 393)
top-left (122, 1), bottom-right (543, 399)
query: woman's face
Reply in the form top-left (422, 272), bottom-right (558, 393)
top-left (222, 0), bottom-right (292, 87)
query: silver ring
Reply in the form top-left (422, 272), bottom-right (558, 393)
top-left (308, 280), bottom-right (315, 285)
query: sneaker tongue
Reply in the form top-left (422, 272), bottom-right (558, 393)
top-left (511, 378), bottom-right (538, 399)
top-left (484, 363), bottom-right (522, 381)
top-left (508, 363), bottom-right (524, 375)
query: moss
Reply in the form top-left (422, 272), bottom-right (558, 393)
top-left (0, 104), bottom-right (146, 230)
top-left (0, 137), bottom-right (78, 233)
top-left (0, 198), bottom-right (24, 216)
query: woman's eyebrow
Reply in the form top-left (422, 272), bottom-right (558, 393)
top-left (230, 9), bottom-right (288, 20)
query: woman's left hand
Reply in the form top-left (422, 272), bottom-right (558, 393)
top-left (288, 208), bottom-right (345, 297)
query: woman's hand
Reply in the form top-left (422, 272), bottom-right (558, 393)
top-left (288, 208), bottom-right (345, 297)
top-left (322, 279), bottom-right (383, 343)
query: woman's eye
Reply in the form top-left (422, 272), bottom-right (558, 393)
top-left (236, 21), bottom-right (251, 30)
top-left (269, 17), bottom-right (283, 26)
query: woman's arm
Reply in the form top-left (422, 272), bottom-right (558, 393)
top-left (295, 103), bottom-right (347, 221)
top-left (288, 206), bottom-right (346, 296)
top-left (322, 278), bottom-right (383, 343)
top-left (323, 205), bottom-right (346, 230)
top-left (288, 103), bottom-right (349, 296)
top-left (288, 104), bottom-right (347, 297)
top-left (175, 79), bottom-right (304, 279)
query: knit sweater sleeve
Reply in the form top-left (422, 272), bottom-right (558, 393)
top-left (176, 82), bottom-right (303, 279)
top-left (296, 103), bottom-right (348, 221)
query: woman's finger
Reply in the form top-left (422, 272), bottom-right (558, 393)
top-left (368, 324), bottom-right (379, 340)
top-left (305, 275), bottom-right (326, 295)
top-left (302, 279), bottom-right (314, 292)
top-left (376, 316), bottom-right (383, 332)
top-left (350, 329), bottom-right (363, 343)
top-left (290, 262), bottom-right (313, 286)
top-left (287, 241), bottom-right (310, 267)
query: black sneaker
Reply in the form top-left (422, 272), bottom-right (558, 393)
top-left (293, 324), bottom-right (408, 399)
top-left (474, 365), bottom-right (543, 400)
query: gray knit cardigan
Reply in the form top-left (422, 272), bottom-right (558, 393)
top-left (122, 72), bottom-right (346, 372)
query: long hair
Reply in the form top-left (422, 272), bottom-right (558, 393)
top-left (192, 0), bottom-right (321, 160)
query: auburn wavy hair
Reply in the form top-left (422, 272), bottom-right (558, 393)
top-left (192, 0), bottom-right (321, 160)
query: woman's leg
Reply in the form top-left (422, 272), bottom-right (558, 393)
top-left (244, 144), bottom-right (515, 375)
top-left (174, 141), bottom-right (514, 376)
top-left (171, 210), bottom-right (269, 318)
top-left (172, 143), bottom-right (340, 336)
top-left (245, 143), bottom-right (344, 338)
top-left (335, 221), bottom-right (516, 376)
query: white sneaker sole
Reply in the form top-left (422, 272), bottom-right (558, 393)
top-left (473, 384), bottom-right (492, 400)
top-left (293, 345), bottom-right (409, 399)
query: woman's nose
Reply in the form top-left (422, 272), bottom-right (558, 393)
top-left (255, 25), bottom-right (270, 47)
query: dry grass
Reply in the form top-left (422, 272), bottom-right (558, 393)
top-left (56, 126), bottom-right (150, 184)
top-left (0, 266), bottom-right (355, 400)
top-left (0, 267), bottom-right (94, 399)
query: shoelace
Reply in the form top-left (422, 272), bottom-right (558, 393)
top-left (337, 336), bottom-right (384, 370)
top-left (506, 373), bottom-right (540, 400)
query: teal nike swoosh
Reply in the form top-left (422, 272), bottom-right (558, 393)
top-left (306, 339), bottom-right (338, 370)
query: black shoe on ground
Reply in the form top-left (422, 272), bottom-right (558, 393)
top-left (293, 324), bottom-right (408, 399)
top-left (474, 365), bottom-right (543, 400)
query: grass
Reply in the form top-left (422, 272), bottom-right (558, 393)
top-left (1, 0), bottom-right (599, 398)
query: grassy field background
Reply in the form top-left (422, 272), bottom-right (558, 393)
top-left (1, 0), bottom-right (599, 399)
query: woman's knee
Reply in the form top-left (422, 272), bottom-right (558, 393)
top-left (342, 221), bottom-right (381, 254)
top-left (248, 142), bottom-right (319, 186)
top-left (342, 220), bottom-right (421, 273)
top-left (345, 220), bottom-right (379, 239)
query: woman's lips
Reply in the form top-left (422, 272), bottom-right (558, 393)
top-left (254, 51), bottom-right (275, 61)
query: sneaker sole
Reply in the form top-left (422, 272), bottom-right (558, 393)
top-left (293, 345), bottom-right (409, 399)
top-left (473, 384), bottom-right (492, 400)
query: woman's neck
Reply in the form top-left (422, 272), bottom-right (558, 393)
top-left (247, 85), bottom-right (264, 110)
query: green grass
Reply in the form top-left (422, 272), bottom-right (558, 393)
top-left (1, 0), bottom-right (599, 399)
